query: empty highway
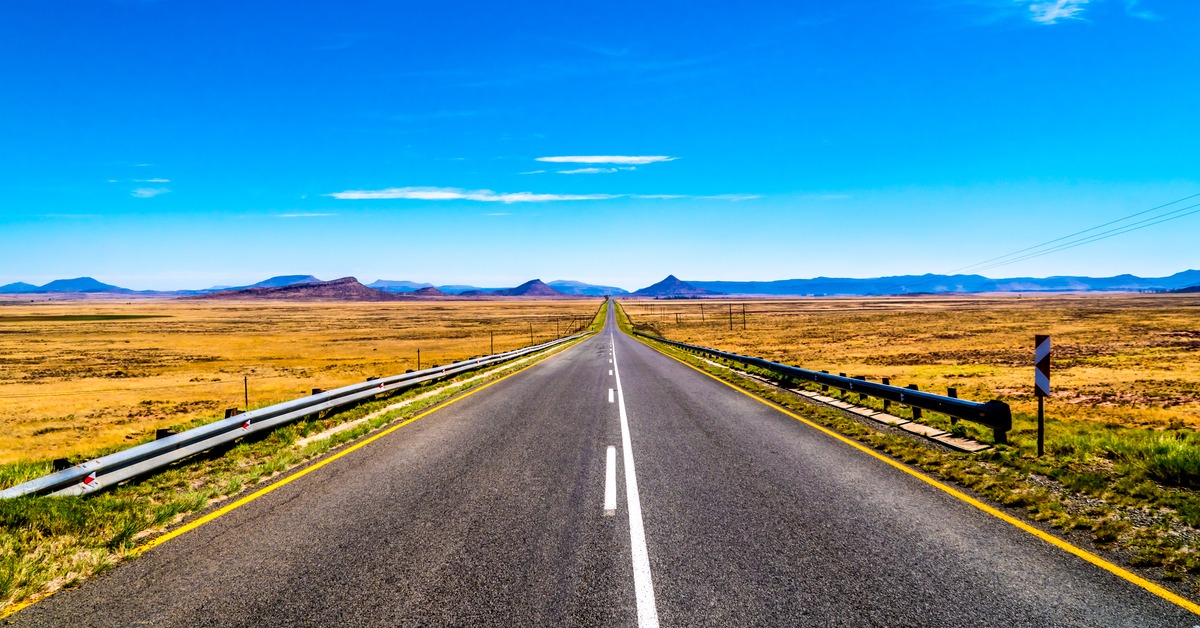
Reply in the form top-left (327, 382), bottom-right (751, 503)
top-left (8, 303), bottom-right (1196, 626)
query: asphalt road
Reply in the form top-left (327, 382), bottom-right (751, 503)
top-left (9, 302), bottom-right (1198, 626)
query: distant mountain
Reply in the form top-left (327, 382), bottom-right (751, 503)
top-left (688, 270), bottom-right (1200, 296)
top-left (244, 275), bottom-right (321, 289)
top-left (436, 284), bottom-right (504, 295)
top-left (491, 279), bottom-right (566, 297)
top-left (38, 277), bottom-right (128, 293)
top-left (367, 279), bottom-right (435, 293)
top-left (632, 275), bottom-right (722, 298)
top-left (410, 286), bottom-right (447, 297)
top-left (1175, 285), bottom-right (1200, 294)
top-left (548, 280), bottom-right (629, 296)
top-left (0, 282), bottom-right (41, 294)
top-left (190, 277), bottom-right (406, 301)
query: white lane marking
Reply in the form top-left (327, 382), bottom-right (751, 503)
top-left (608, 388), bottom-right (615, 403)
top-left (604, 445), bottom-right (617, 515)
top-left (609, 369), bottom-right (613, 376)
top-left (612, 339), bottom-right (660, 627)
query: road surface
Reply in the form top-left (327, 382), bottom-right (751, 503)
top-left (9, 302), bottom-right (1196, 626)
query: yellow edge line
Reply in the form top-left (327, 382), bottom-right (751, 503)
top-left (640, 336), bottom-right (1200, 617)
top-left (0, 336), bottom-right (586, 620)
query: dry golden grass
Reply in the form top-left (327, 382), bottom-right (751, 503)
top-left (0, 299), bottom-right (601, 464)
top-left (620, 293), bottom-right (1200, 429)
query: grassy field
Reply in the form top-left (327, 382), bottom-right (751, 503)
top-left (0, 299), bottom-right (602, 465)
top-left (620, 294), bottom-right (1200, 432)
top-left (619, 295), bottom-right (1200, 589)
top-left (0, 299), bottom-right (605, 614)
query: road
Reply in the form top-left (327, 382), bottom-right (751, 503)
top-left (8, 302), bottom-right (1196, 626)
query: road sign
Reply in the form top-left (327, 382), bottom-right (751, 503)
top-left (1035, 335), bottom-right (1051, 397)
top-left (1035, 334), bottom-right (1051, 456)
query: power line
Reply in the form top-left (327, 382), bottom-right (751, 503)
top-left (951, 191), bottom-right (1200, 274)
top-left (969, 201), bottom-right (1200, 275)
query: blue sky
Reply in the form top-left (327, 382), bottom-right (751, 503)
top-left (1, 0), bottom-right (1197, 290)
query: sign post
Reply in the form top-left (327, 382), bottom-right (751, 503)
top-left (1035, 335), bottom-right (1051, 456)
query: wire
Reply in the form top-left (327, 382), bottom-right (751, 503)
top-left (969, 202), bottom-right (1200, 275)
top-left (950, 191), bottom-right (1200, 274)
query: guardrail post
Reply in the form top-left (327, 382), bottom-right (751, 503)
top-left (821, 371), bottom-right (829, 393)
top-left (224, 408), bottom-right (243, 418)
top-left (906, 384), bottom-right (922, 420)
top-left (311, 388), bottom-right (323, 396)
top-left (53, 458), bottom-right (71, 471)
top-left (854, 376), bottom-right (867, 402)
top-left (947, 387), bottom-right (958, 425)
top-left (881, 377), bottom-right (890, 412)
top-left (155, 428), bottom-right (177, 440)
top-left (839, 373), bottom-right (847, 398)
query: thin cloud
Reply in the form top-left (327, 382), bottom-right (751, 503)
top-left (558, 167), bottom-right (618, 175)
top-left (277, 213), bottom-right (338, 218)
top-left (134, 178), bottom-right (170, 183)
top-left (131, 187), bottom-right (170, 198)
top-left (1125, 0), bottom-right (1160, 20)
top-left (1024, 0), bottom-right (1089, 23)
top-left (326, 186), bottom-right (760, 203)
top-left (517, 170), bottom-right (547, 175)
top-left (327, 186), bottom-right (616, 203)
top-left (536, 155), bottom-right (676, 165)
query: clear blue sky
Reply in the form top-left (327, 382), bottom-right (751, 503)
top-left (2, 0), bottom-right (1197, 290)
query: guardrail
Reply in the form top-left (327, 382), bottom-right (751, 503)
top-left (2, 332), bottom-right (589, 499)
top-left (633, 332), bottom-right (1011, 444)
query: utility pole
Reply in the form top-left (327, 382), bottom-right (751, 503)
top-left (742, 303), bottom-right (746, 330)
top-left (529, 322), bottom-right (533, 345)
top-left (728, 303), bottom-right (733, 331)
top-left (556, 319), bottom-right (560, 337)
top-left (244, 376), bottom-right (249, 410)
top-left (700, 303), bottom-right (705, 321)
top-left (490, 331), bottom-right (494, 355)
top-left (417, 349), bottom-right (421, 370)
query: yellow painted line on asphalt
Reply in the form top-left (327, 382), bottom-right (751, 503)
top-left (644, 338), bottom-right (1200, 618)
top-left (0, 337), bottom-right (586, 621)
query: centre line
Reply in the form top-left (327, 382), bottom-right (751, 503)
top-left (604, 445), bottom-right (617, 515)
top-left (612, 338), bottom-right (660, 628)
top-left (608, 388), bottom-right (615, 403)
top-left (609, 369), bottom-right (613, 376)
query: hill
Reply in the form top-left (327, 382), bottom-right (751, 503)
top-left (631, 275), bottom-right (722, 298)
top-left (38, 277), bottom-right (128, 293)
top-left (0, 282), bottom-right (41, 294)
top-left (190, 277), bottom-right (406, 301)
top-left (548, 280), bottom-right (629, 296)
top-left (491, 279), bottom-right (566, 297)
top-left (410, 286), bottom-right (448, 297)
top-left (367, 279), bottom-right (435, 293)
top-left (244, 275), bottom-right (321, 289)
top-left (688, 269), bottom-right (1200, 296)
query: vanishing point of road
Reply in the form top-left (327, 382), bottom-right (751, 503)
top-left (9, 302), bottom-right (1197, 626)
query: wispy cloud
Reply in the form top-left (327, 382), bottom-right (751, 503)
top-left (134, 178), bottom-right (170, 183)
top-left (1023, 0), bottom-right (1090, 24)
top-left (1125, 0), bottom-right (1160, 20)
top-left (327, 186), bottom-right (760, 203)
top-left (131, 187), bottom-right (170, 198)
top-left (277, 213), bottom-right (338, 218)
top-left (517, 170), bottom-right (547, 175)
top-left (327, 187), bottom-right (616, 203)
top-left (536, 155), bottom-right (676, 165)
top-left (558, 167), bottom-right (619, 175)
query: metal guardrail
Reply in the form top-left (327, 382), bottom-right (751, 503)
top-left (2, 333), bottom-right (589, 498)
top-left (634, 332), bottom-right (1012, 444)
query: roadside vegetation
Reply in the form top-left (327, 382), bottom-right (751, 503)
top-left (616, 297), bottom-right (1200, 596)
top-left (0, 300), bottom-right (601, 464)
top-left (0, 300), bottom-right (605, 615)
